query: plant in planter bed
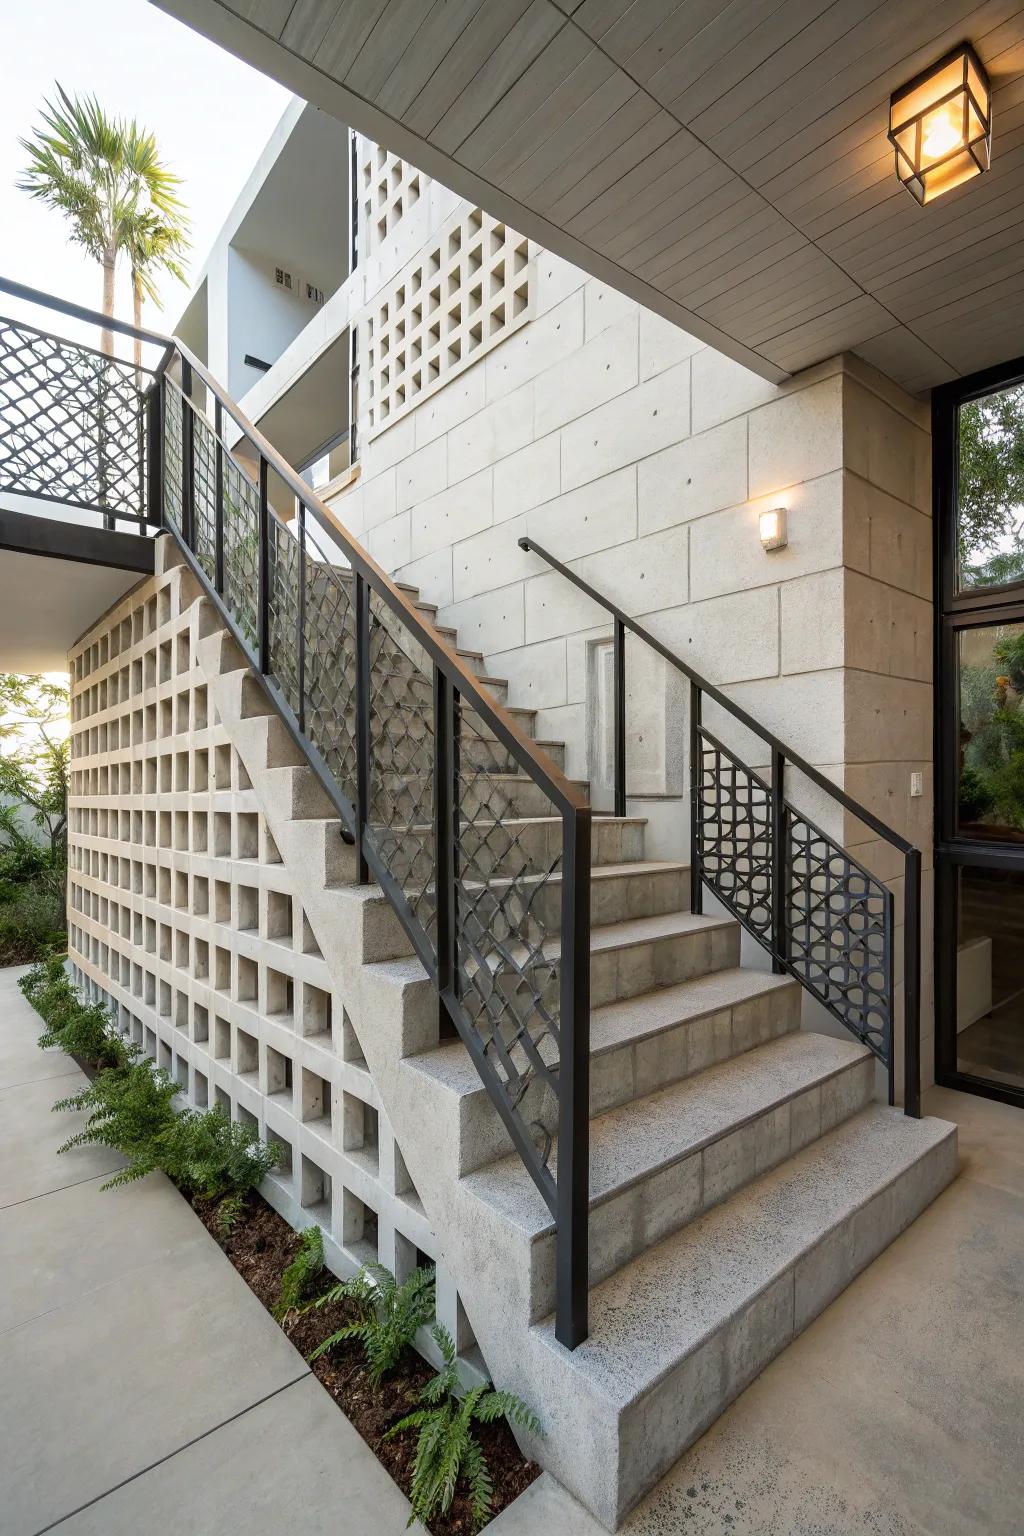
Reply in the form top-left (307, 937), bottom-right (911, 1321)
top-left (385, 1323), bottom-right (540, 1533)
top-left (307, 1261), bottom-right (436, 1384)
top-left (53, 1058), bottom-right (181, 1188)
top-left (274, 1224), bottom-right (324, 1320)
top-left (23, 959), bottom-right (133, 1072)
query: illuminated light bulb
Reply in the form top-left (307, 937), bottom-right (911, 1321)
top-left (922, 103), bottom-right (962, 160)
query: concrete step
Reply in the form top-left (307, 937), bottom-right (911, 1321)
top-left (580, 909), bottom-right (739, 1006)
top-left (455, 813), bottom-right (647, 873)
top-left (531, 1105), bottom-right (958, 1527)
top-left (455, 771), bottom-right (591, 821)
top-left (466, 1032), bottom-right (876, 1321)
top-left (474, 858), bottom-right (689, 935)
top-left (403, 968), bottom-right (802, 1175)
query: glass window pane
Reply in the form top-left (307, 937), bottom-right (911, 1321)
top-left (958, 620), bottom-right (1024, 839)
top-left (957, 381), bottom-right (1024, 591)
top-left (956, 866), bottom-right (1024, 1089)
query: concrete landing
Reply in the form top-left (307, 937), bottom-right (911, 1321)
top-left (491, 1084), bottom-right (1024, 1536)
top-left (0, 966), bottom-right (413, 1536)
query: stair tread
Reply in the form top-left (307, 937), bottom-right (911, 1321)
top-left (535, 1105), bottom-right (955, 1402)
top-left (464, 1031), bottom-right (871, 1234)
top-left (585, 909), bottom-right (731, 956)
top-left (407, 966), bottom-right (797, 1099)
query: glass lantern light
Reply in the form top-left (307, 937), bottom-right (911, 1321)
top-left (888, 44), bottom-right (992, 205)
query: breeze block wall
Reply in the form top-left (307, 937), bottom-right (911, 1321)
top-left (66, 553), bottom-right (473, 1360)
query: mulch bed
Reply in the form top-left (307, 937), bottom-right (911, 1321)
top-left (189, 1189), bottom-right (540, 1533)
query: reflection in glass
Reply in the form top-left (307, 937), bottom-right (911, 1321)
top-left (958, 621), bottom-right (1024, 840)
top-left (957, 381), bottom-right (1024, 590)
top-left (956, 866), bottom-right (1024, 1090)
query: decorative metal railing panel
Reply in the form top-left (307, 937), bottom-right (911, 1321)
top-left (0, 281), bottom-right (590, 1350)
top-left (454, 708), bottom-right (562, 1154)
top-left (0, 315), bottom-right (149, 519)
top-left (786, 813), bottom-right (892, 1060)
top-left (695, 730), bottom-right (773, 944)
top-left (520, 532), bottom-right (922, 1120)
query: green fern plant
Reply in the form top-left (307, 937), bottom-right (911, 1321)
top-left (385, 1324), bottom-right (540, 1532)
top-left (307, 1261), bottom-right (435, 1384)
top-left (25, 960), bottom-right (132, 1070)
top-left (159, 1104), bottom-right (279, 1199)
top-left (215, 1190), bottom-right (247, 1237)
top-left (54, 1058), bottom-right (179, 1188)
top-left (274, 1224), bottom-right (324, 1320)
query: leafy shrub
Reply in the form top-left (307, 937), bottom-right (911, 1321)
top-left (23, 959), bottom-right (130, 1070)
top-left (274, 1224), bottom-right (325, 1320)
top-left (54, 1059), bottom-right (180, 1188)
top-left (160, 1105), bottom-right (280, 1200)
top-left (958, 765), bottom-right (995, 823)
top-left (0, 874), bottom-right (66, 964)
top-left (307, 1261), bottom-right (435, 1384)
top-left (385, 1324), bottom-right (540, 1532)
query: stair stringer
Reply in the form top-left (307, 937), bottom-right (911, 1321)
top-left (180, 543), bottom-right (958, 1532)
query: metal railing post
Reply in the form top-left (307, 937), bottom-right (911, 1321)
top-left (689, 680), bottom-right (703, 915)
top-left (145, 381), bottom-right (163, 527)
top-left (214, 399), bottom-right (225, 595)
top-left (434, 667), bottom-right (456, 1029)
top-left (770, 747), bottom-right (787, 975)
top-left (296, 502), bottom-right (307, 733)
top-left (613, 617), bottom-right (626, 818)
top-left (903, 849), bottom-right (922, 1118)
top-left (354, 572), bottom-right (371, 886)
top-left (555, 805), bottom-right (591, 1350)
top-left (180, 360), bottom-right (195, 549)
top-left (257, 454), bottom-right (270, 675)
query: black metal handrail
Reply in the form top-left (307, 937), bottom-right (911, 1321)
top-left (0, 277), bottom-right (592, 1349)
top-left (519, 534), bottom-right (921, 1118)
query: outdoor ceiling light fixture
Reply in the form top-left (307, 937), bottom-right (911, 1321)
top-left (888, 43), bottom-right (992, 204)
top-left (759, 507), bottom-right (788, 552)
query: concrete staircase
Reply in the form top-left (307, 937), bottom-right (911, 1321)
top-left (172, 538), bottom-right (957, 1530)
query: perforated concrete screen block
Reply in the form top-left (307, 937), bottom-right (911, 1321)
top-left (66, 555), bottom-right (467, 1354)
top-left (359, 137), bottom-right (531, 439)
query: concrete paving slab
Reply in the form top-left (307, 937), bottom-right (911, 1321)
top-left (0, 965), bottom-right (82, 1092)
top-left (490, 1086), bottom-right (1024, 1536)
top-left (0, 1074), bottom-right (122, 1209)
top-left (0, 1171), bottom-right (205, 1334)
top-left (54, 1374), bottom-right (414, 1535)
top-left (0, 1230), bottom-right (309, 1533)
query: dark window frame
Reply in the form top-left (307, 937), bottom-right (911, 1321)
top-left (933, 353), bottom-right (1024, 1109)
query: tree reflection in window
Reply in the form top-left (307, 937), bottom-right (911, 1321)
top-left (958, 382), bottom-right (1024, 590)
top-left (959, 623), bottom-right (1024, 838)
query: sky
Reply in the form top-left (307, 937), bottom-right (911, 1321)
top-left (0, 0), bottom-right (292, 350)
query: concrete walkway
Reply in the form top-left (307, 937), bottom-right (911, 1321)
top-left (493, 1084), bottom-right (1024, 1536)
top-left (0, 966), bottom-right (413, 1536)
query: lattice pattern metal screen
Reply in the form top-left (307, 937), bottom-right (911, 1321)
top-left (454, 706), bottom-right (562, 1154)
top-left (366, 597), bottom-right (437, 957)
top-left (222, 457), bottom-right (259, 652)
top-left (0, 316), bottom-right (148, 517)
top-left (695, 730), bottom-right (772, 941)
top-left (786, 814), bottom-right (892, 1060)
top-left (301, 523), bottom-right (358, 814)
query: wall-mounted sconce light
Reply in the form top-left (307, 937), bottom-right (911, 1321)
top-left (888, 43), bottom-right (991, 205)
top-left (759, 507), bottom-right (788, 552)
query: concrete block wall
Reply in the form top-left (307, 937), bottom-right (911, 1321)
top-left (65, 562), bottom-right (473, 1362)
top-left (326, 172), bottom-right (935, 1091)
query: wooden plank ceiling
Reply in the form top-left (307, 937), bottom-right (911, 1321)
top-left (156, 0), bottom-right (1024, 392)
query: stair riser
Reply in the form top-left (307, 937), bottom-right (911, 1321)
top-left (468, 775), bottom-right (589, 820)
top-left (466, 865), bottom-right (689, 941)
top-left (449, 983), bottom-right (802, 1176)
top-left (528, 1054), bottom-right (876, 1321)
top-left (611, 1128), bottom-right (959, 1523)
top-left (457, 817), bottom-right (645, 875)
top-left (589, 982), bottom-right (801, 1117)
top-left (590, 921), bottom-right (739, 1007)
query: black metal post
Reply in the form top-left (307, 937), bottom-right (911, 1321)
top-left (903, 849), bottom-right (922, 1118)
top-left (613, 617), bottom-right (626, 818)
top-left (257, 454), bottom-right (270, 675)
top-left (145, 383), bottom-right (163, 527)
top-left (434, 666), bottom-right (456, 1027)
top-left (689, 680), bottom-right (703, 915)
top-left (214, 399), bottom-right (225, 595)
top-left (354, 572), bottom-right (371, 886)
top-left (181, 360), bottom-right (195, 550)
top-left (297, 503), bottom-right (307, 733)
top-left (555, 805), bottom-right (591, 1350)
top-left (770, 747), bottom-right (786, 975)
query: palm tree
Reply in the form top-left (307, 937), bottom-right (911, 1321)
top-left (125, 208), bottom-right (190, 375)
top-left (19, 86), bottom-right (187, 355)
